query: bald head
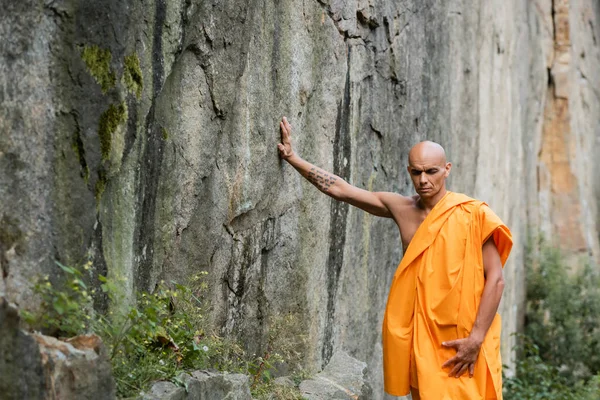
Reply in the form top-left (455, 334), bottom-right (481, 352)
top-left (407, 141), bottom-right (451, 200)
top-left (408, 141), bottom-right (447, 166)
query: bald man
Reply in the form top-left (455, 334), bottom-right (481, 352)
top-left (278, 117), bottom-right (512, 400)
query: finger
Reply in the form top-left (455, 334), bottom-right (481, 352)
top-left (284, 117), bottom-right (292, 133)
top-left (469, 363), bottom-right (475, 378)
top-left (442, 340), bottom-right (458, 348)
top-left (280, 121), bottom-right (291, 142)
top-left (449, 362), bottom-right (463, 377)
top-left (442, 356), bottom-right (457, 369)
top-left (277, 144), bottom-right (284, 152)
top-left (455, 364), bottom-right (469, 378)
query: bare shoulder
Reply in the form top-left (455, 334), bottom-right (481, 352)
top-left (375, 192), bottom-right (417, 211)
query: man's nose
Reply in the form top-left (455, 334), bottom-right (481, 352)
top-left (419, 173), bottom-right (427, 184)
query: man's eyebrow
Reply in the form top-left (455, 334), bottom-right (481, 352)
top-left (409, 167), bottom-right (439, 171)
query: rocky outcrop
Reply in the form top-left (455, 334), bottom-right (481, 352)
top-left (141, 371), bottom-right (252, 400)
top-left (300, 351), bottom-right (372, 399)
top-left (535, 0), bottom-right (600, 258)
top-left (0, 298), bottom-right (45, 400)
top-left (1, 0), bottom-right (599, 398)
top-left (0, 298), bottom-right (115, 400)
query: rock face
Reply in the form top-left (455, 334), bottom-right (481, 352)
top-left (0, 299), bottom-right (45, 400)
top-left (1, 0), bottom-right (599, 398)
top-left (300, 351), bottom-right (372, 399)
top-left (0, 299), bottom-right (115, 400)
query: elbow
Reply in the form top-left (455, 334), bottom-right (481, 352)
top-left (495, 277), bottom-right (505, 294)
top-left (328, 181), bottom-right (347, 201)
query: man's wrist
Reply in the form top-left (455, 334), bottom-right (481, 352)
top-left (286, 152), bottom-right (299, 164)
top-left (469, 330), bottom-right (485, 346)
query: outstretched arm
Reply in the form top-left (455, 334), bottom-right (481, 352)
top-left (278, 116), bottom-right (395, 218)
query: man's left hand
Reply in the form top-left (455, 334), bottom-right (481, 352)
top-left (441, 337), bottom-right (482, 378)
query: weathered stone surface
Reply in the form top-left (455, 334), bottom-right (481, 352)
top-left (0, 298), bottom-right (115, 400)
top-left (142, 381), bottom-right (186, 400)
top-left (273, 376), bottom-right (295, 388)
top-left (1, 0), bottom-right (599, 398)
top-left (33, 333), bottom-right (116, 400)
top-left (0, 298), bottom-right (45, 400)
top-left (300, 351), bottom-right (371, 399)
top-left (142, 371), bottom-right (251, 400)
top-left (186, 371), bottom-right (252, 400)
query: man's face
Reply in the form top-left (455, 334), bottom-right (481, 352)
top-left (407, 155), bottom-right (451, 198)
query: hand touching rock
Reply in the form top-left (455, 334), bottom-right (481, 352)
top-left (277, 116), bottom-right (295, 160)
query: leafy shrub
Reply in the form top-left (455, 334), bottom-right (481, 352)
top-left (525, 244), bottom-right (600, 382)
top-left (22, 261), bottom-right (305, 399)
top-left (503, 242), bottom-right (600, 399)
top-left (504, 334), bottom-right (600, 399)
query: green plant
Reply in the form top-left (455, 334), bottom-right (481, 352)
top-left (21, 260), bottom-right (94, 337)
top-left (524, 243), bottom-right (600, 383)
top-left (22, 264), bottom-right (308, 398)
top-left (252, 379), bottom-right (304, 400)
top-left (503, 241), bottom-right (600, 399)
top-left (247, 312), bottom-right (308, 396)
top-left (503, 334), bottom-right (600, 399)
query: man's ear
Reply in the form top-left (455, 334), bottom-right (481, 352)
top-left (444, 162), bottom-right (452, 178)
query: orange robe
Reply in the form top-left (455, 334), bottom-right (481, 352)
top-left (382, 191), bottom-right (512, 399)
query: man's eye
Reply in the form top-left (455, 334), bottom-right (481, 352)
top-left (412, 171), bottom-right (421, 176)
top-left (427, 170), bottom-right (438, 174)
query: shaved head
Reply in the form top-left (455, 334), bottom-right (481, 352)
top-left (406, 141), bottom-right (451, 202)
top-left (408, 141), bottom-right (447, 166)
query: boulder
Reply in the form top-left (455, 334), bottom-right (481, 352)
top-left (142, 370), bottom-right (252, 400)
top-left (300, 351), bottom-right (372, 399)
top-left (0, 298), bottom-right (116, 400)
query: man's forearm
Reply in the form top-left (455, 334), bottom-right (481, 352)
top-left (469, 274), bottom-right (504, 344)
top-left (285, 153), bottom-right (344, 198)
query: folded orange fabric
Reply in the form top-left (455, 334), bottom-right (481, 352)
top-left (383, 191), bottom-right (512, 399)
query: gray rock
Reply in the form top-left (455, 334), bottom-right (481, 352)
top-left (0, 298), bottom-right (45, 400)
top-left (142, 371), bottom-right (251, 400)
top-left (300, 351), bottom-right (372, 399)
top-left (141, 381), bottom-right (186, 400)
top-left (0, 298), bottom-right (116, 400)
top-left (273, 376), bottom-right (296, 388)
top-left (185, 371), bottom-right (252, 400)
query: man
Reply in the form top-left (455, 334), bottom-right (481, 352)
top-left (277, 116), bottom-right (512, 400)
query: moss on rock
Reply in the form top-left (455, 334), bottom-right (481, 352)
top-left (98, 102), bottom-right (127, 161)
top-left (123, 54), bottom-right (143, 98)
top-left (81, 45), bottom-right (116, 93)
top-left (95, 170), bottom-right (107, 203)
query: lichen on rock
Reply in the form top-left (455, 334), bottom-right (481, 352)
top-left (95, 170), bottom-right (107, 203)
top-left (123, 53), bottom-right (143, 98)
top-left (81, 45), bottom-right (116, 93)
top-left (98, 102), bottom-right (127, 161)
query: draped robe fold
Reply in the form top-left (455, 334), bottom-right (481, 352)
top-left (382, 191), bottom-right (513, 399)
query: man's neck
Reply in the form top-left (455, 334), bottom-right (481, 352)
top-left (419, 188), bottom-right (448, 212)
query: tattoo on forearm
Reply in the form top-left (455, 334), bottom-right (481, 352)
top-left (307, 167), bottom-right (338, 192)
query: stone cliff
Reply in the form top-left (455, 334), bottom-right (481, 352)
top-left (1, 0), bottom-right (599, 397)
